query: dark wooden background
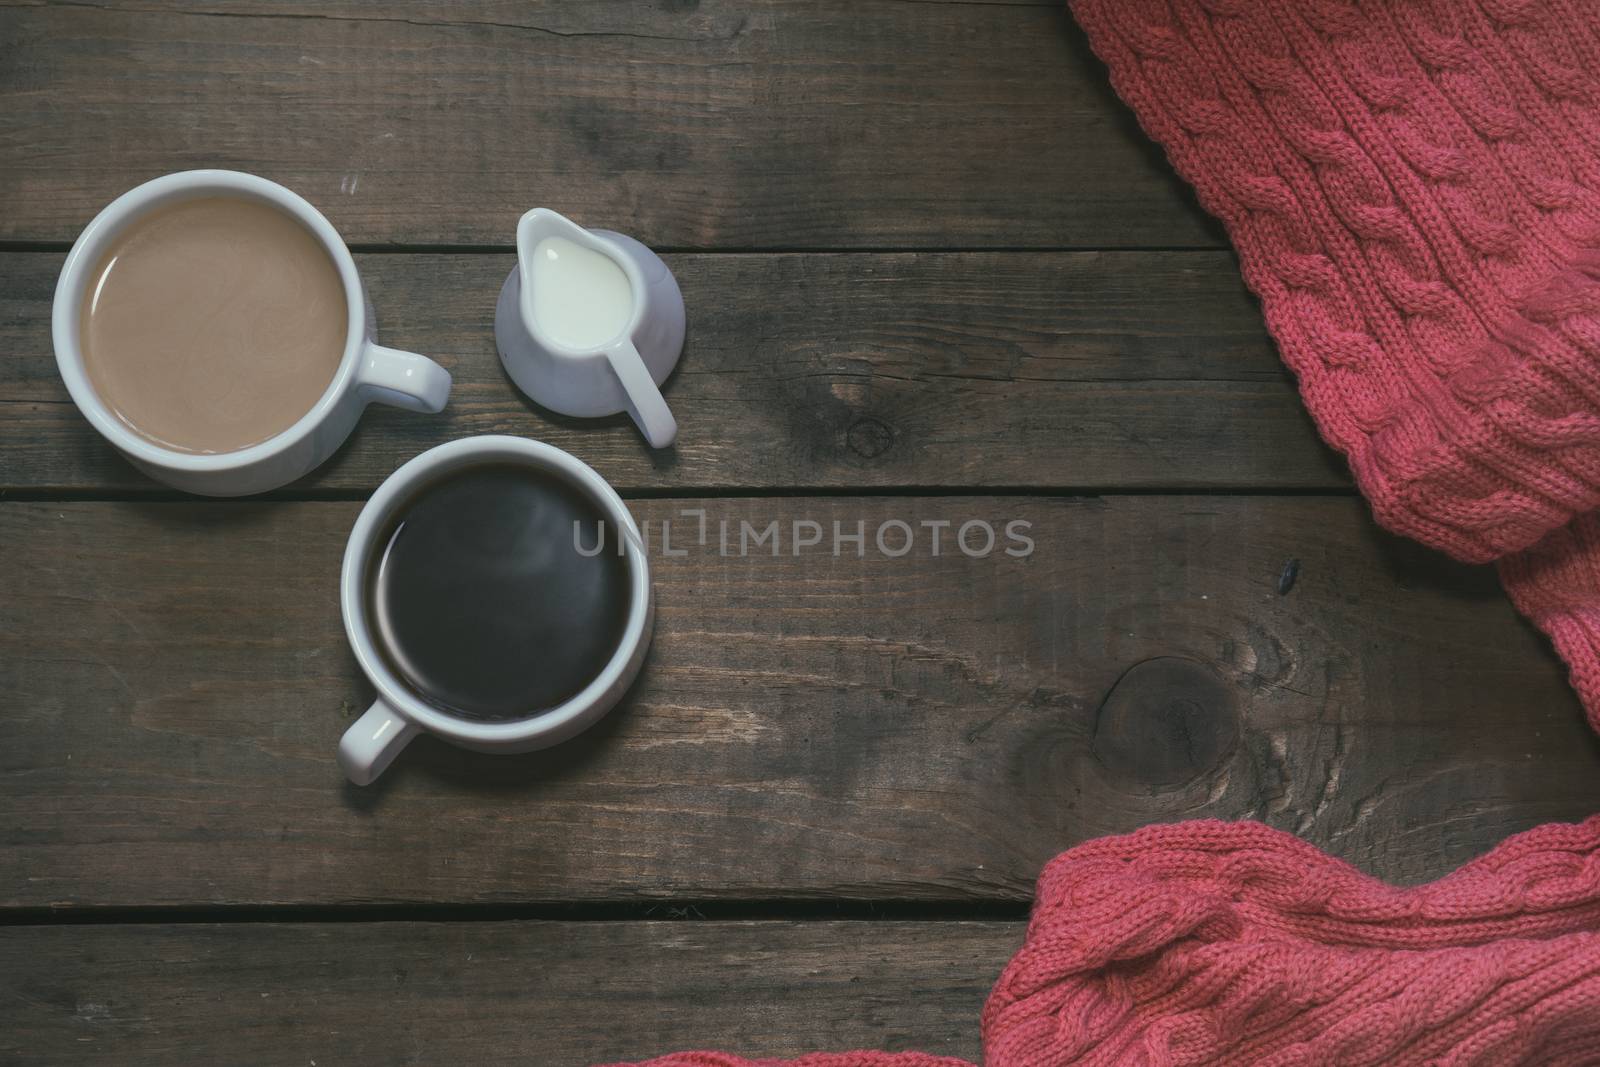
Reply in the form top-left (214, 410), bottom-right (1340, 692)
top-left (4, 2), bottom-right (1600, 1063)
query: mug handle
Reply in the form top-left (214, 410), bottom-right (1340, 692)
top-left (338, 700), bottom-right (421, 786)
top-left (605, 339), bottom-right (677, 448)
top-left (357, 343), bottom-right (453, 413)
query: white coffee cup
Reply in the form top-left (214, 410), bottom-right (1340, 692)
top-left (52, 170), bottom-right (453, 497)
top-left (336, 435), bottom-right (654, 785)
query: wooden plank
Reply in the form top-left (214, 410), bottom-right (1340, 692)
top-left (3, 496), bottom-right (1595, 909)
top-left (0, 921), bottom-right (1005, 1064)
top-left (0, 0), bottom-right (1219, 249)
top-left (0, 251), bottom-right (1345, 492)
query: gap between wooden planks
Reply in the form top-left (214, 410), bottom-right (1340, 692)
top-left (0, 920), bottom-right (1008, 1065)
top-left (0, 251), bottom-right (1342, 493)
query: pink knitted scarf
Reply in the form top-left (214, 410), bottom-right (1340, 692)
top-left (1071, 0), bottom-right (1600, 729)
top-left (598, 2), bottom-right (1600, 1062)
top-left (602, 819), bottom-right (1600, 1065)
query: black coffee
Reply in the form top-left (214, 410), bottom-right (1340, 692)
top-left (367, 462), bottom-right (632, 720)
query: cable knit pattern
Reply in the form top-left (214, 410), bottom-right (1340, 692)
top-left (981, 818), bottom-right (1600, 1065)
top-left (1068, 0), bottom-right (1600, 724)
top-left (598, 819), bottom-right (1600, 1066)
top-left (1501, 512), bottom-right (1600, 728)
top-left (598, 1056), bottom-right (974, 1067)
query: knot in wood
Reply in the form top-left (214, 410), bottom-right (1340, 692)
top-left (1092, 657), bottom-right (1239, 793)
top-left (846, 416), bottom-right (894, 459)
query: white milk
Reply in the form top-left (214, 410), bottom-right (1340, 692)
top-left (530, 236), bottom-right (634, 349)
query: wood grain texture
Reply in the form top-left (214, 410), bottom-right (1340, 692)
top-left (0, 0), bottom-right (1218, 249)
top-left (4, 496), bottom-right (1595, 909)
top-left (0, 251), bottom-right (1344, 492)
top-left (0, 921), bottom-right (1007, 1064)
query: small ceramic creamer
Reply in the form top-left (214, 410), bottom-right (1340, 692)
top-left (494, 208), bottom-right (684, 448)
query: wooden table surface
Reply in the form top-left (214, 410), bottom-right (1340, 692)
top-left (5, 2), bottom-right (1600, 1063)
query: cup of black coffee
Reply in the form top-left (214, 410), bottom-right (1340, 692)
top-left (336, 436), bottom-right (652, 784)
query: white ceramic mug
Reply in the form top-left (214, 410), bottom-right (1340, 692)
top-left (52, 170), bottom-right (453, 496)
top-left (494, 208), bottom-right (684, 449)
top-left (337, 435), bottom-right (654, 785)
